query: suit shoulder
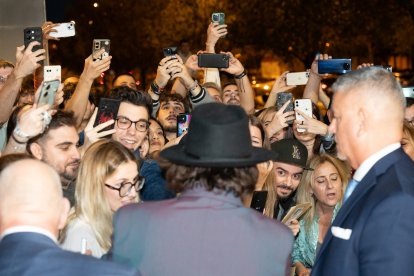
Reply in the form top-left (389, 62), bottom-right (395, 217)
top-left (60, 250), bottom-right (138, 275)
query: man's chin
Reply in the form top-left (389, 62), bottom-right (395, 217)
top-left (276, 191), bottom-right (293, 200)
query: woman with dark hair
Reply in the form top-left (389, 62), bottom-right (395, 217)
top-left (245, 115), bottom-right (277, 218)
top-left (147, 118), bottom-right (167, 159)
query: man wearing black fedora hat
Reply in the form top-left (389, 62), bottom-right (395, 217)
top-left (109, 102), bottom-right (294, 275)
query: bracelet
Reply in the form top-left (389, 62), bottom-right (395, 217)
top-left (11, 133), bottom-right (28, 144)
top-left (13, 124), bottom-right (31, 140)
top-left (150, 81), bottom-right (164, 96)
top-left (188, 80), bottom-right (199, 92)
top-left (234, 70), bottom-right (247, 79)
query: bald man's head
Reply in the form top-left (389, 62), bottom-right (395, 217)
top-left (0, 159), bottom-right (70, 235)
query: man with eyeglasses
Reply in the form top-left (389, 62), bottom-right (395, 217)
top-left (108, 86), bottom-right (152, 152)
top-left (108, 86), bottom-right (176, 201)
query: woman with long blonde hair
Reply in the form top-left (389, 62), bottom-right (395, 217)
top-left (292, 154), bottom-right (349, 276)
top-left (60, 140), bottom-right (143, 257)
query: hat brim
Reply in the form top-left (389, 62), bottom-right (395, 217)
top-left (160, 144), bottom-right (278, 168)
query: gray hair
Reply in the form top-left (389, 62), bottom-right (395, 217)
top-left (332, 67), bottom-right (406, 113)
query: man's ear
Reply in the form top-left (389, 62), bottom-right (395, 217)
top-left (29, 143), bottom-right (43, 160)
top-left (356, 108), bottom-right (367, 138)
top-left (58, 198), bottom-right (70, 230)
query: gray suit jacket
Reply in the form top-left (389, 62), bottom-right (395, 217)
top-left (110, 187), bottom-right (293, 276)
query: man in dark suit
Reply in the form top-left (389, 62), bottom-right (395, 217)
top-left (311, 67), bottom-right (414, 275)
top-left (0, 157), bottom-right (139, 276)
top-left (110, 103), bottom-right (294, 275)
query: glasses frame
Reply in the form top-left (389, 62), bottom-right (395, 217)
top-left (104, 175), bottom-right (145, 198)
top-left (115, 116), bottom-right (149, 132)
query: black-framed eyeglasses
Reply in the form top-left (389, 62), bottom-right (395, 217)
top-left (116, 116), bottom-right (149, 132)
top-left (104, 176), bottom-right (145, 197)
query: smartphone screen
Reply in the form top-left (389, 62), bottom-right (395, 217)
top-left (176, 113), bottom-right (192, 137)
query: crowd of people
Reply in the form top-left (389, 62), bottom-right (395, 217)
top-left (0, 18), bottom-right (414, 276)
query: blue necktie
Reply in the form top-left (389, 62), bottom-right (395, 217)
top-left (344, 179), bottom-right (359, 202)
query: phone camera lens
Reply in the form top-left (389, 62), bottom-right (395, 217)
top-left (212, 14), bottom-right (218, 21)
top-left (343, 63), bottom-right (351, 70)
top-left (46, 85), bottom-right (51, 90)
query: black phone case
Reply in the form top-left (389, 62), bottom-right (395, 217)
top-left (198, 54), bottom-right (229, 69)
top-left (163, 47), bottom-right (177, 57)
top-left (318, 59), bottom-right (352, 74)
top-left (24, 27), bottom-right (43, 65)
top-left (276, 92), bottom-right (294, 124)
top-left (94, 98), bottom-right (120, 131)
top-left (250, 191), bottom-right (268, 213)
top-left (176, 113), bottom-right (192, 137)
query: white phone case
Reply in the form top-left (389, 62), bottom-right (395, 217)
top-left (286, 71), bottom-right (309, 86)
top-left (49, 22), bottom-right (76, 38)
top-left (44, 65), bottom-right (61, 82)
top-left (295, 99), bottom-right (312, 132)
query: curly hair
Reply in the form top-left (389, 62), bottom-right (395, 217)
top-left (167, 164), bottom-right (258, 198)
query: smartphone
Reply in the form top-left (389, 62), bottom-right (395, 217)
top-left (295, 99), bottom-right (313, 133)
top-left (23, 27), bottom-right (43, 53)
top-left (44, 65), bottom-right (61, 82)
top-left (37, 80), bottom-right (60, 107)
top-left (94, 98), bottom-right (121, 131)
top-left (318, 59), bottom-right (352, 74)
top-left (49, 22), bottom-right (76, 38)
top-left (92, 39), bottom-right (110, 61)
top-left (211, 12), bottom-right (225, 25)
top-left (286, 72), bottom-right (309, 86)
top-left (163, 47), bottom-right (177, 57)
top-left (177, 113), bottom-right (192, 137)
top-left (402, 87), bottom-right (414, 99)
top-left (250, 191), bottom-right (268, 213)
top-left (276, 92), bottom-right (294, 124)
top-left (198, 53), bottom-right (229, 69)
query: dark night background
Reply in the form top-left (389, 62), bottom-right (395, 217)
top-left (44, 0), bottom-right (414, 88)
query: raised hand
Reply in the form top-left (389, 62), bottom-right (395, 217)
top-left (14, 42), bottom-right (46, 79)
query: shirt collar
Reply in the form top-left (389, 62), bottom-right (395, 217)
top-left (353, 143), bottom-right (400, 182)
top-left (0, 226), bottom-right (57, 243)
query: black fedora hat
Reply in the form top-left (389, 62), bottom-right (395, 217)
top-left (160, 103), bottom-right (277, 167)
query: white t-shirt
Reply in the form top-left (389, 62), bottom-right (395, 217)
top-left (60, 217), bottom-right (106, 258)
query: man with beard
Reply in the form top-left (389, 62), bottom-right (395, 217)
top-left (270, 138), bottom-right (309, 225)
top-left (156, 93), bottom-right (188, 141)
top-left (28, 111), bottom-right (80, 206)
